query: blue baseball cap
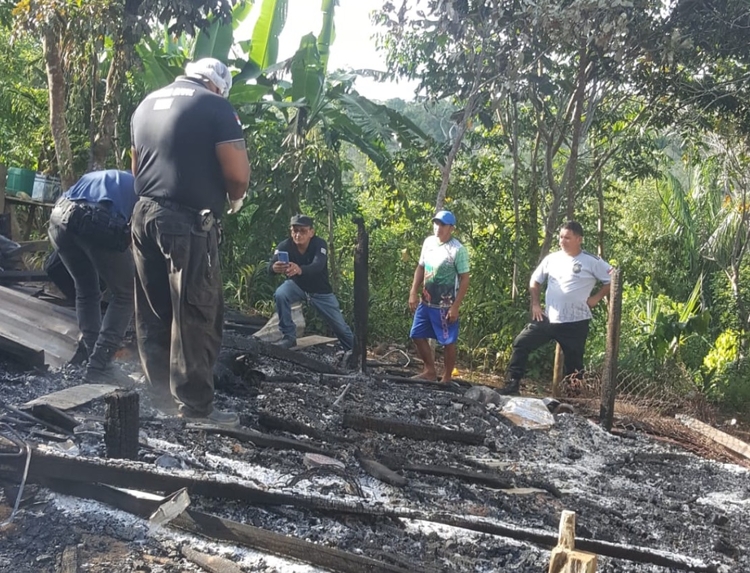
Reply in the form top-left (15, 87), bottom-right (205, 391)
top-left (433, 210), bottom-right (456, 226)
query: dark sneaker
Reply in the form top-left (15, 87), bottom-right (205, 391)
top-left (181, 408), bottom-right (240, 428)
top-left (275, 337), bottom-right (296, 349)
top-left (498, 379), bottom-right (521, 396)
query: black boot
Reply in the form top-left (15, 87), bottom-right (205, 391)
top-left (84, 346), bottom-right (116, 383)
top-left (498, 378), bottom-right (521, 396)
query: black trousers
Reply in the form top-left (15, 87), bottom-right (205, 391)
top-left (506, 317), bottom-right (590, 381)
top-left (131, 199), bottom-right (223, 416)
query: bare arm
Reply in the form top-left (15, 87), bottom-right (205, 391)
top-left (529, 281), bottom-right (544, 321)
top-left (131, 147), bottom-right (138, 175)
top-left (446, 272), bottom-right (470, 323)
top-left (216, 140), bottom-right (251, 200)
top-left (409, 265), bottom-right (425, 312)
top-left (587, 282), bottom-right (611, 308)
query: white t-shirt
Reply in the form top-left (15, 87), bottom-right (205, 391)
top-left (531, 250), bottom-right (612, 323)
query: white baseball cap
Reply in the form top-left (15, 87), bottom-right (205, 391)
top-left (185, 58), bottom-right (232, 98)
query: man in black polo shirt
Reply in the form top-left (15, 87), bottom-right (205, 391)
top-left (269, 215), bottom-right (353, 350)
top-left (130, 58), bottom-right (251, 426)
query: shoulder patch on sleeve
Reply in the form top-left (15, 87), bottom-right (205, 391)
top-left (320, 247), bottom-right (327, 255)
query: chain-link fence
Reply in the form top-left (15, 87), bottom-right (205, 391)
top-left (556, 366), bottom-right (750, 468)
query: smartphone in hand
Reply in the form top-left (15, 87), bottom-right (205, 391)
top-left (277, 251), bottom-right (289, 264)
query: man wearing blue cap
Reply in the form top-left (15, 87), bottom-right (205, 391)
top-left (408, 210), bottom-right (470, 382)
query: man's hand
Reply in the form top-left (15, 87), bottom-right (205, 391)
top-left (586, 296), bottom-right (600, 309)
top-left (285, 262), bottom-right (302, 277)
top-left (408, 291), bottom-right (420, 313)
top-left (531, 303), bottom-right (545, 321)
top-left (272, 261), bottom-right (289, 275)
top-left (227, 192), bottom-right (246, 215)
top-left (446, 304), bottom-right (460, 323)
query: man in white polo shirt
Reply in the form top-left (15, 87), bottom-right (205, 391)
top-left (500, 221), bottom-right (612, 395)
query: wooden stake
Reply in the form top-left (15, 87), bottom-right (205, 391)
top-left (548, 511), bottom-right (598, 573)
top-left (352, 217), bottom-right (369, 373)
top-left (600, 268), bottom-right (622, 431)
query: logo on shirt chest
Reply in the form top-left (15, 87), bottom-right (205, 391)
top-left (572, 261), bottom-right (582, 274)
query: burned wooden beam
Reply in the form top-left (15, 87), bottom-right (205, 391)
top-left (187, 425), bottom-right (333, 456)
top-left (380, 374), bottom-right (464, 393)
top-left (357, 456), bottom-right (407, 488)
top-left (222, 333), bottom-right (342, 375)
top-left (1, 449), bottom-right (387, 518)
top-left (352, 216), bottom-right (368, 373)
top-left (47, 481), bottom-right (426, 573)
top-left (342, 412), bottom-right (485, 445)
top-left (181, 546), bottom-right (243, 573)
top-left (257, 412), bottom-right (354, 443)
top-left (27, 403), bottom-right (80, 433)
top-left (44, 475), bottom-right (718, 573)
top-left (385, 459), bottom-right (513, 490)
top-left (104, 390), bottom-right (139, 460)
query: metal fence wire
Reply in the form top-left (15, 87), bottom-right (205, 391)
top-left (556, 366), bottom-right (750, 468)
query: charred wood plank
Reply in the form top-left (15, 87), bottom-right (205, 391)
top-left (352, 217), bottom-right (368, 373)
top-left (416, 512), bottom-right (717, 573)
top-left (387, 460), bottom-right (513, 490)
top-left (181, 546), bottom-right (243, 573)
top-left (342, 412), bottom-right (485, 445)
top-left (255, 339), bottom-right (342, 374)
top-left (187, 425), bottom-right (333, 455)
top-left (257, 412), bottom-right (354, 443)
top-left (47, 481), bottom-right (426, 573)
top-left (26, 403), bottom-right (80, 433)
top-left (2, 449), bottom-right (388, 518)
top-left (0, 401), bottom-right (73, 436)
top-left (357, 457), bottom-right (407, 488)
top-left (104, 390), bottom-right (139, 460)
top-left (380, 374), bottom-right (464, 393)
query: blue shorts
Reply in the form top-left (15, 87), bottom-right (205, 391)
top-left (410, 303), bottom-right (459, 345)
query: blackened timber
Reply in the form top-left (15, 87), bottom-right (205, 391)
top-left (181, 546), bottom-right (243, 573)
top-left (380, 374), bottom-right (464, 394)
top-left (384, 458), bottom-right (513, 489)
top-left (357, 457), bottom-right (407, 487)
top-left (104, 390), bottom-right (139, 460)
top-left (256, 340), bottom-right (342, 374)
top-left (9, 449), bottom-right (391, 518)
top-left (27, 403), bottom-right (80, 432)
top-left (45, 477), bottom-right (716, 573)
top-left (343, 412), bottom-right (485, 445)
top-left (257, 412), bottom-right (354, 443)
top-left (352, 217), bottom-right (368, 373)
top-left (46, 481), bottom-right (426, 573)
top-left (600, 268), bottom-right (622, 431)
top-left (187, 425), bottom-right (333, 455)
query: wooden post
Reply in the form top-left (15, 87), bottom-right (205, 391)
top-left (551, 344), bottom-right (564, 397)
top-left (600, 268), bottom-right (622, 432)
top-left (352, 217), bottom-right (369, 373)
top-left (549, 511), bottom-right (598, 573)
top-left (104, 390), bottom-right (140, 460)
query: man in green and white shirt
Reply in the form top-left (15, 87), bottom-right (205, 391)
top-left (408, 210), bottom-right (470, 383)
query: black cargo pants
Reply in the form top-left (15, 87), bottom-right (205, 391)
top-left (506, 317), bottom-right (590, 381)
top-left (131, 198), bottom-right (223, 416)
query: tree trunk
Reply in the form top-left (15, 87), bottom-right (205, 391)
top-left (509, 97), bottom-right (521, 301)
top-left (563, 44), bottom-right (590, 221)
top-left (90, 39), bottom-right (127, 171)
top-left (43, 28), bottom-right (75, 190)
top-left (435, 92), bottom-right (478, 211)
